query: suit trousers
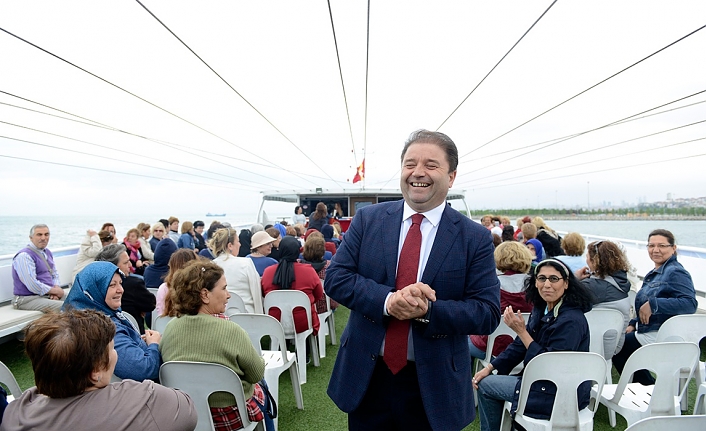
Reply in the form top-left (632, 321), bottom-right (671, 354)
top-left (348, 358), bottom-right (432, 431)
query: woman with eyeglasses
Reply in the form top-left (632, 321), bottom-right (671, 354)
top-left (473, 259), bottom-right (594, 431)
top-left (574, 240), bottom-right (632, 358)
top-left (149, 222), bottom-right (166, 250)
top-left (611, 229), bottom-right (697, 385)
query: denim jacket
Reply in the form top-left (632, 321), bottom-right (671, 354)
top-left (630, 254), bottom-right (697, 333)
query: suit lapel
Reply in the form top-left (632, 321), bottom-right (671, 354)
top-left (422, 206), bottom-right (461, 284)
top-left (382, 201), bottom-right (404, 285)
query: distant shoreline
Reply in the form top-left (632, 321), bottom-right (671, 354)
top-left (537, 215), bottom-right (706, 221)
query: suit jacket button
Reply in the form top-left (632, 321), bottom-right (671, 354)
top-left (371, 354), bottom-right (376, 361)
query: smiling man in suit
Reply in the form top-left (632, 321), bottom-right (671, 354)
top-left (325, 129), bottom-right (501, 430)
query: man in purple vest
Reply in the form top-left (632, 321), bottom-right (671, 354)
top-left (12, 224), bottom-right (65, 312)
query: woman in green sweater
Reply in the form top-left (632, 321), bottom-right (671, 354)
top-left (160, 260), bottom-right (272, 431)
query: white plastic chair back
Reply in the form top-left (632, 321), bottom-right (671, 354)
top-left (656, 314), bottom-right (705, 377)
top-left (0, 361), bottom-right (22, 401)
top-left (501, 351), bottom-right (607, 431)
top-left (226, 291), bottom-right (247, 317)
top-left (229, 313), bottom-right (304, 417)
top-left (599, 342), bottom-right (700, 427)
top-left (159, 361), bottom-right (261, 431)
top-left (585, 308), bottom-right (625, 359)
top-left (264, 290), bottom-right (312, 336)
top-left (263, 290), bottom-right (319, 384)
top-left (656, 314), bottom-right (706, 409)
top-left (152, 315), bottom-right (174, 333)
top-left (625, 414), bottom-right (706, 431)
top-left (229, 313), bottom-right (286, 357)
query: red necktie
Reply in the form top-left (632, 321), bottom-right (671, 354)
top-left (384, 213), bottom-right (424, 374)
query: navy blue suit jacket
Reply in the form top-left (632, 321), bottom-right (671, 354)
top-left (325, 200), bottom-right (501, 431)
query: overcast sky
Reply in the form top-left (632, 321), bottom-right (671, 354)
top-left (1, 1), bottom-right (704, 217)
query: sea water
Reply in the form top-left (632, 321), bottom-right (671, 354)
top-left (0, 216), bottom-right (705, 257)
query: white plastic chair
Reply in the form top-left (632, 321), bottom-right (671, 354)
top-left (316, 293), bottom-right (337, 358)
top-left (152, 315), bottom-right (174, 333)
top-left (225, 291), bottom-right (247, 317)
top-left (0, 361), bottom-right (22, 402)
top-left (585, 308), bottom-right (626, 426)
top-left (597, 341), bottom-right (700, 428)
top-left (160, 361), bottom-right (263, 431)
top-left (230, 313), bottom-right (303, 430)
top-left (656, 314), bottom-right (706, 410)
top-left (624, 414), bottom-right (706, 430)
top-left (695, 382), bottom-right (706, 415)
top-left (263, 290), bottom-right (320, 384)
top-left (473, 312), bottom-right (529, 407)
top-left (499, 351), bottom-right (607, 431)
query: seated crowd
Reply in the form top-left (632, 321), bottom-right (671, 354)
top-left (5, 211), bottom-right (698, 431)
top-left (5, 211), bottom-right (344, 430)
top-left (472, 215), bottom-right (698, 431)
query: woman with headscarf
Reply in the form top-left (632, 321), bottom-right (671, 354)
top-left (320, 224), bottom-right (339, 254)
top-left (238, 228), bottom-right (252, 257)
top-left (525, 239), bottom-right (544, 265)
top-left (261, 236), bottom-right (324, 334)
top-left (94, 245), bottom-right (156, 335)
top-left (144, 238), bottom-right (178, 291)
top-left (63, 261), bottom-right (161, 382)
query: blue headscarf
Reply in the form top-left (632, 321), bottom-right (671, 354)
top-left (63, 261), bottom-right (133, 328)
top-left (273, 222), bottom-right (287, 238)
top-left (321, 224), bottom-right (334, 241)
top-left (526, 239), bottom-right (544, 263)
top-left (143, 239), bottom-right (177, 289)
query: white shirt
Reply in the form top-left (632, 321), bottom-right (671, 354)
top-left (381, 201), bottom-right (446, 360)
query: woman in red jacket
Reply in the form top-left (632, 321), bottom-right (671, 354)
top-left (261, 236), bottom-right (324, 334)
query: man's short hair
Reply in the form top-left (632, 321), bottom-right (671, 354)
top-left (29, 224), bottom-right (49, 236)
top-left (400, 129), bottom-right (458, 172)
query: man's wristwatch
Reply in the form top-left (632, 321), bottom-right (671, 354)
top-left (415, 299), bottom-right (433, 324)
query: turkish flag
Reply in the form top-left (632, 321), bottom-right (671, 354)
top-left (352, 159), bottom-right (365, 184)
